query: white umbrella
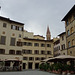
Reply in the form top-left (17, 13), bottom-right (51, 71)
top-left (41, 55), bottom-right (75, 62)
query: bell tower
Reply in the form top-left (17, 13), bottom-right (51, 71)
top-left (46, 26), bottom-right (51, 40)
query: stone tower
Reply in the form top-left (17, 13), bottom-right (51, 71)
top-left (46, 26), bottom-right (51, 40)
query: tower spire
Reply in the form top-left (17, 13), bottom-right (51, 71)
top-left (46, 26), bottom-right (51, 40)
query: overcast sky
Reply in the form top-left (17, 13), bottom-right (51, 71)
top-left (0, 0), bottom-right (75, 39)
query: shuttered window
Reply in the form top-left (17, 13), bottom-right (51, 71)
top-left (10, 38), bottom-right (15, 46)
top-left (16, 50), bottom-right (21, 55)
top-left (0, 36), bottom-right (6, 45)
top-left (9, 50), bottom-right (15, 54)
top-left (47, 51), bottom-right (51, 54)
top-left (34, 50), bottom-right (39, 54)
top-left (0, 49), bottom-right (5, 54)
top-left (3, 23), bottom-right (7, 27)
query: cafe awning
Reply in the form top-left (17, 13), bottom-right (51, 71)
top-left (42, 55), bottom-right (75, 62)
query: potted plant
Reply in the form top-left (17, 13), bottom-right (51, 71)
top-left (49, 64), bottom-right (55, 73)
top-left (39, 63), bottom-right (44, 71)
top-left (62, 64), bottom-right (69, 74)
top-left (54, 63), bottom-right (62, 74)
top-left (69, 65), bottom-right (74, 74)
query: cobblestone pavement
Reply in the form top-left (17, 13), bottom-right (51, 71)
top-left (0, 70), bottom-right (74, 75)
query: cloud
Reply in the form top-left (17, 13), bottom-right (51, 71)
top-left (0, 0), bottom-right (75, 38)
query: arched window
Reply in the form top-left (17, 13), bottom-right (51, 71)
top-left (0, 49), bottom-right (5, 54)
top-left (70, 27), bottom-right (73, 34)
top-left (72, 39), bottom-right (74, 46)
top-left (16, 50), bottom-right (21, 55)
top-left (9, 50), bottom-right (15, 54)
top-left (68, 41), bottom-right (71, 48)
top-left (67, 30), bottom-right (70, 36)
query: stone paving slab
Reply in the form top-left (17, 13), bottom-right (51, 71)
top-left (0, 70), bottom-right (75, 75)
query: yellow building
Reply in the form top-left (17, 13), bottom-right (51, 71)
top-left (22, 36), bottom-right (53, 69)
top-left (33, 35), bottom-right (45, 40)
top-left (0, 16), bottom-right (24, 70)
top-left (62, 5), bottom-right (75, 56)
top-left (23, 30), bottom-right (34, 39)
top-left (0, 16), bottom-right (54, 70)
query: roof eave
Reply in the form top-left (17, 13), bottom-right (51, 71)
top-left (0, 16), bottom-right (24, 25)
top-left (61, 5), bottom-right (75, 21)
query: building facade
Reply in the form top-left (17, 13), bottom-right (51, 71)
top-left (58, 32), bottom-right (67, 55)
top-left (33, 35), bottom-right (45, 40)
top-left (0, 16), bottom-right (54, 70)
top-left (23, 30), bottom-right (34, 39)
top-left (54, 39), bottom-right (61, 57)
top-left (22, 36), bottom-right (53, 70)
top-left (0, 16), bottom-right (24, 70)
top-left (62, 5), bottom-right (75, 56)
